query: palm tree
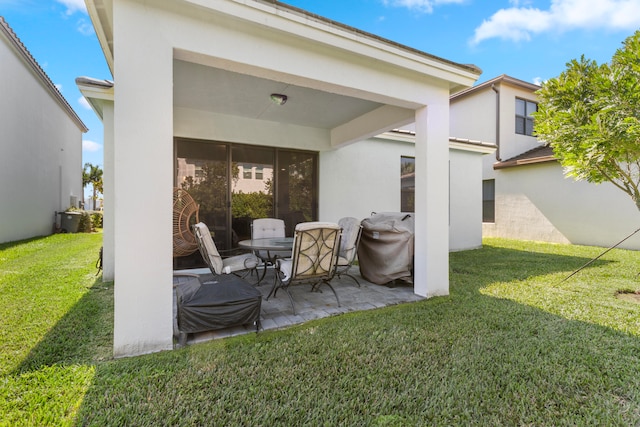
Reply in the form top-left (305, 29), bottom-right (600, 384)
top-left (83, 163), bottom-right (103, 210)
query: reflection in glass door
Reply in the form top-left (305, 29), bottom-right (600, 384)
top-left (231, 146), bottom-right (274, 244)
top-left (175, 138), bottom-right (318, 252)
top-left (175, 140), bottom-right (229, 249)
top-left (277, 150), bottom-right (318, 236)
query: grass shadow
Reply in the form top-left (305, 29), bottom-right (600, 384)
top-left (0, 235), bottom-right (52, 251)
top-left (14, 276), bottom-right (114, 374)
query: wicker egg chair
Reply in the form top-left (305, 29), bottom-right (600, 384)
top-left (173, 187), bottom-right (200, 257)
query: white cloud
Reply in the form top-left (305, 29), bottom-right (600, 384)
top-left (56, 0), bottom-right (87, 15)
top-left (532, 76), bottom-right (544, 85)
top-left (76, 18), bottom-right (95, 36)
top-left (78, 96), bottom-right (91, 110)
top-left (55, 83), bottom-right (63, 92)
top-left (382, 0), bottom-right (465, 14)
top-left (471, 0), bottom-right (640, 45)
top-left (83, 140), bottom-right (102, 153)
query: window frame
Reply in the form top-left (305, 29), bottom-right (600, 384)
top-left (515, 98), bottom-right (538, 136)
top-left (482, 179), bottom-right (495, 223)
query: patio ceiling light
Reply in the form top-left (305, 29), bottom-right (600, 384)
top-left (270, 93), bottom-right (288, 105)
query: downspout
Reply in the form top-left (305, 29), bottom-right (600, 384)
top-left (491, 83), bottom-right (501, 161)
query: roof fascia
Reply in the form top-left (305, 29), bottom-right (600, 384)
top-left (88, 0), bottom-right (481, 92)
top-left (375, 131), bottom-right (497, 154)
top-left (86, 0), bottom-right (114, 75)
top-left (76, 77), bottom-right (114, 120)
top-left (450, 74), bottom-right (541, 102)
top-left (493, 156), bottom-right (557, 170)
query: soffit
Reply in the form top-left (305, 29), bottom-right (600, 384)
top-left (173, 59), bottom-right (382, 129)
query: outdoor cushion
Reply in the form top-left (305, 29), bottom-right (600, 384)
top-left (222, 253), bottom-right (259, 272)
top-left (194, 222), bottom-right (259, 275)
top-left (338, 217), bottom-right (360, 261)
top-left (194, 222), bottom-right (223, 274)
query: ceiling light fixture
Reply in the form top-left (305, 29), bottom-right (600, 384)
top-left (270, 93), bottom-right (288, 105)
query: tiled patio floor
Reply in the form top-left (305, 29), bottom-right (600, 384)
top-left (173, 267), bottom-right (423, 347)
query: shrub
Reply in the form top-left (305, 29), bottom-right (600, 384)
top-left (77, 211), bottom-right (93, 233)
top-left (90, 211), bottom-right (103, 229)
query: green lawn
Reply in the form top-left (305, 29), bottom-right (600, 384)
top-left (1, 235), bottom-right (639, 426)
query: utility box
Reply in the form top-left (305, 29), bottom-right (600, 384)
top-left (59, 211), bottom-right (82, 233)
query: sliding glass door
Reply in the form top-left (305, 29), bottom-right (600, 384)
top-left (175, 138), bottom-right (318, 252)
top-left (231, 145), bottom-right (275, 244)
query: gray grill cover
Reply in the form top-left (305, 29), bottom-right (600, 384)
top-left (176, 275), bottom-right (262, 334)
top-left (358, 213), bottom-right (414, 285)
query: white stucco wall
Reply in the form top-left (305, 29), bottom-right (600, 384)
top-left (319, 137), bottom-right (413, 222)
top-left (484, 162), bottom-right (640, 250)
top-left (450, 88), bottom-right (495, 143)
top-left (94, 0), bottom-right (481, 357)
top-left (450, 79), bottom-right (543, 180)
top-left (495, 83), bottom-right (542, 162)
top-left (320, 136), bottom-right (488, 252)
top-left (0, 26), bottom-right (83, 244)
top-left (449, 148), bottom-right (485, 251)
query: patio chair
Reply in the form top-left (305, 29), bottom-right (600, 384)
top-left (334, 217), bottom-right (363, 287)
top-left (268, 222), bottom-right (342, 315)
top-left (193, 222), bottom-right (260, 278)
top-left (173, 187), bottom-right (200, 257)
top-left (251, 218), bottom-right (291, 281)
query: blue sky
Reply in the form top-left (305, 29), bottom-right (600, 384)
top-left (2, 0), bottom-right (639, 198)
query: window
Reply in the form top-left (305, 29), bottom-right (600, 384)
top-left (242, 164), bottom-right (253, 179)
top-left (400, 156), bottom-right (415, 212)
top-left (255, 166), bottom-right (263, 180)
top-left (516, 98), bottom-right (537, 136)
top-left (482, 179), bottom-right (495, 223)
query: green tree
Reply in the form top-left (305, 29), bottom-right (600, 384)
top-left (533, 30), bottom-right (640, 210)
top-left (82, 163), bottom-right (103, 210)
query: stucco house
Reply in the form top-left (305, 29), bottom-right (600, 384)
top-left (78, 0), bottom-right (492, 357)
top-left (0, 17), bottom-right (87, 244)
top-left (451, 74), bottom-right (640, 250)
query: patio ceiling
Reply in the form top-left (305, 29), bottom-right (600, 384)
top-left (173, 59), bottom-right (384, 130)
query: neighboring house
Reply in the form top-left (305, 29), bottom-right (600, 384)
top-left (0, 17), bottom-right (87, 244)
top-left (451, 74), bottom-right (640, 250)
top-left (79, 0), bottom-right (485, 357)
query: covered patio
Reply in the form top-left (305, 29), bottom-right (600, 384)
top-left (80, 0), bottom-right (481, 357)
top-left (173, 268), bottom-right (423, 345)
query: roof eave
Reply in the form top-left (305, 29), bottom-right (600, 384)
top-left (86, 0), bottom-right (114, 75)
top-left (451, 74), bottom-right (541, 101)
top-left (87, 0), bottom-right (481, 91)
top-left (76, 76), bottom-right (114, 120)
top-left (493, 156), bottom-right (557, 170)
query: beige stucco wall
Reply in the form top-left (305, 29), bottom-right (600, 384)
top-left (484, 162), bottom-right (640, 250)
top-left (0, 28), bottom-right (83, 243)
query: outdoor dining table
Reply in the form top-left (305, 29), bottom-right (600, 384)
top-left (237, 237), bottom-right (294, 252)
top-left (237, 237), bottom-right (294, 284)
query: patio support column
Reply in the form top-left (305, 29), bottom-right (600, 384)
top-left (413, 101), bottom-right (449, 297)
top-left (112, 1), bottom-right (174, 357)
top-left (102, 101), bottom-right (114, 281)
